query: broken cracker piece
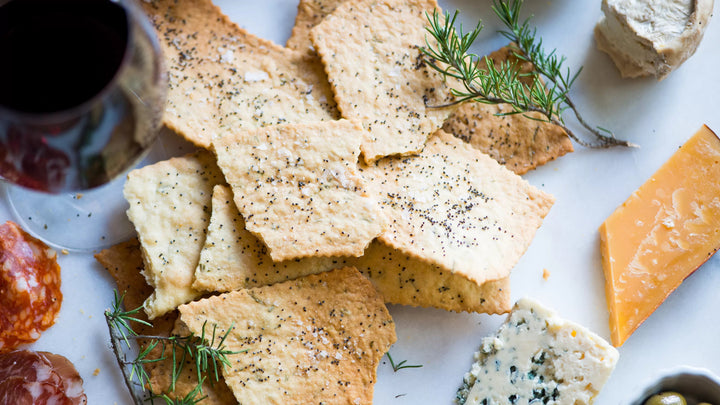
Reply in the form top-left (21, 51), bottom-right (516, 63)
top-left (193, 185), bottom-right (343, 292)
top-left (95, 240), bottom-right (235, 403)
top-left (443, 45), bottom-right (573, 175)
top-left (213, 120), bottom-right (385, 261)
top-left (179, 267), bottom-right (397, 405)
top-left (310, 0), bottom-right (457, 163)
top-left (362, 130), bottom-right (554, 285)
top-left (124, 150), bottom-right (225, 319)
top-left (140, 0), bottom-right (338, 149)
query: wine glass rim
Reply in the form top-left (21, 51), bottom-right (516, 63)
top-left (0, 0), bottom-right (152, 124)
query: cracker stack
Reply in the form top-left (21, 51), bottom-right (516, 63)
top-left (103, 0), bottom-right (561, 402)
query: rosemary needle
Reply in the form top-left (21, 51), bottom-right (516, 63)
top-left (422, 0), bottom-right (636, 149)
top-left (386, 352), bottom-right (423, 372)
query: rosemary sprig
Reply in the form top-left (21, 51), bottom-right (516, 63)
top-left (105, 290), bottom-right (241, 404)
top-left (386, 352), bottom-right (423, 372)
top-left (422, 0), bottom-right (636, 148)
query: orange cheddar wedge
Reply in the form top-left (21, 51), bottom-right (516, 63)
top-left (599, 125), bottom-right (720, 347)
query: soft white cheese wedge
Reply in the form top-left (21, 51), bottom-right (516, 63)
top-left (594, 0), bottom-right (714, 80)
top-left (456, 298), bottom-right (619, 405)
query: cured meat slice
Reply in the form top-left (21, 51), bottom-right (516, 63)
top-left (0, 221), bottom-right (62, 353)
top-left (42, 352), bottom-right (87, 403)
top-left (0, 350), bottom-right (87, 405)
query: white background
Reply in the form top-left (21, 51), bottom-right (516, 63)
top-left (5, 0), bottom-right (720, 404)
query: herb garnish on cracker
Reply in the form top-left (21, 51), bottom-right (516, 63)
top-left (96, 240), bottom-right (236, 404)
top-left (179, 267), bottom-right (397, 405)
top-left (423, 1), bottom-right (633, 148)
top-left (443, 45), bottom-right (574, 175)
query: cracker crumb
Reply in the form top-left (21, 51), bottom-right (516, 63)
top-left (61, 249), bottom-right (69, 255)
top-left (543, 268), bottom-right (551, 281)
top-left (93, 368), bottom-right (100, 376)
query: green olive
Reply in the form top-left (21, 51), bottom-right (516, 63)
top-left (643, 392), bottom-right (687, 405)
top-left (697, 403), bottom-right (714, 405)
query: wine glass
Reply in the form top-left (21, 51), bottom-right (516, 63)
top-left (0, 0), bottom-right (166, 251)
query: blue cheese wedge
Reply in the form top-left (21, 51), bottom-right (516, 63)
top-left (457, 298), bottom-right (619, 405)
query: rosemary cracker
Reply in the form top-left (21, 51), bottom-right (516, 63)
top-left (140, 0), bottom-right (338, 149)
top-left (212, 120), bottom-right (385, 261)
top-left (193, 185), bottom-right (342, 292)
top-left (124, 150), bottom-right (225, 319)
top-left (442, 45), bottom-right (574, 175)
top-left (309, 0), bottom-right (457, 163)
top-left (95, 240), bottom-right (236, 403)
top-left (362, 130), bottom-right (555, 285)
top-left (194, 185), bottom-right (509, 314)
top-left (179, 267), bottom-right (396, 405)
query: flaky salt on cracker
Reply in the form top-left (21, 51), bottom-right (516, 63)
top-left (140, 0), bottom-right (338, 149)
top-left (345, 241), bottom-right (511, 314)
top-left (179, 267), bottom-right (397, 405)
top-left (95, 240), bottom-right (236, 404)
top-left (363, 130), bottom-right (555, 285)
top-left (310, 0), bottom-right (457, 163)
top-left (124, 150), bottom-right (225, 319)
top-left (286, 0), bottom-right (347, 52)
top-left (213, 120), bottom-right (385, 261)
top-left (443, 45), bottom-right (573, 175)
top-left (194, 185), bottom-right (509, 314)
top-left (193, 185), bottom-right (343, 292)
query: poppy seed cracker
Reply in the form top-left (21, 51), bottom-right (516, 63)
top-left (140, 0), bottom-right (338, 149)
top-left (179, 267), bottom-right (397, 405)
top-left (193, 185), bottom-right (343, 292)
top-left (345, 240), bottom-right (511, 314)
top-left (309, 0), bottom-right (457, 163)
top-left (212, 120), bottom-right (385, 261)
top-left (124, 150), bottom-right (226, 319)
top-left (362, 130), bottom-right (555, 285)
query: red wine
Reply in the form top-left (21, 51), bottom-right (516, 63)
top-left (0, 0), bottom-right (165, 193)
top-left (0, 0), bottom-right (128, 113)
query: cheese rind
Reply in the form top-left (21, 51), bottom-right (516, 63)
top-left (599, 125), bottom-right (720, 347)
top-left (594, 0), bottom-right (714, 80)
top-left (457, 298), bottom-right (618, 405)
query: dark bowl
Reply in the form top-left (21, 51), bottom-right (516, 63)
top-left (631, 367), bottom-right (720, 405)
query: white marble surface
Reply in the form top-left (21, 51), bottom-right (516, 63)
top-left (7, 0), bottom-right (720, 403)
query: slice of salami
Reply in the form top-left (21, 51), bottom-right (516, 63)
top-left (0, 350), bottom-right (87, 405)
top-left (0, 379), bottom-right (74, 405)
top-left (0, 221), bottom-right (62, 353)
top-left (41, 352), bottom-right (88, 404)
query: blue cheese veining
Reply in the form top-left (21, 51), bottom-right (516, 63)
top-left (457, 298), bottom-right (619, 405)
